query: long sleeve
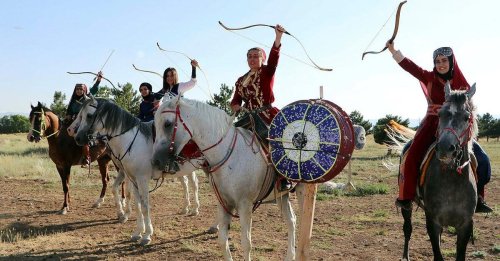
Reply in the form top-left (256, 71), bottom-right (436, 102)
top-left (88, 79), bottom-right (101, 95)
top-left (177, 78), bottom-right (197, 95)
top-left (230, 77), bottom-right (243, 106)
top-left (393, 51), bottom-right (433, 84)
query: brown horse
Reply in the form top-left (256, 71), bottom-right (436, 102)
top-left (27, 102), bottom-right (116, 215)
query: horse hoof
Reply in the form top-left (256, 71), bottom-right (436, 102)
top-left (207, 226), bottom-right (218, 234)
top-left (188, 210), bottom-right (199, 216)
top-left (178, 209), bottom-right (189, 215)
top-left (131, 235), bottom-right (142, 242)
top-left (139, 238), bottom-right (151, 246)
top-left (59, 208), bottom-right (68, 215)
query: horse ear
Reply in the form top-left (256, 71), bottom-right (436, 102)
top-left (31, 104), bottom-right (35, 110)
top-left (467, 83), bottom-right (476, 99)
top-left (444, 81), bottom-right (452, 101)
top-left (37, 101), bottom-right (42, 107)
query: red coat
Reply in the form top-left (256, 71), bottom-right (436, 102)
top-left (230, 44), bottom-right (281, 124)
top-left (397, 53), bottom-right (470, 200)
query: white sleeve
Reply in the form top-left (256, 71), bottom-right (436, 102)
top-left (178, 78), bottom-right (197, 95)
top-left (392, 50), bottom-right (405, 63)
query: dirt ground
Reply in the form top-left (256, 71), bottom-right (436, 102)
top-left (0, 169), bottom-right (498, 260)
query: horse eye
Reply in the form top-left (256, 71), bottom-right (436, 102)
top-left (164, 121), bottom-right (172, 129)
top-left (86, 113), bottom-right (93, 119)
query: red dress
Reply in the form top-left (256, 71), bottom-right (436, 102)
top-left (397, 53), bottom-right (470, 200)
top-left (230, 44), bottom-right (281, 124)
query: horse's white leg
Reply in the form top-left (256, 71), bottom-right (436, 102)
top-left (123, 178), bottom-right (133, 221)
top-left (112, 170), bottom-right (127, 222)
top-left (130, 184), bottom-right (145, 242)
top-left (187, 172), bottom-right (200, 216)
top-left (137, 178), bottom-right (153, 246)
top-left (178, 176), bottom-right (190, 215)
top-left (277, 193), bottom-right (297, 261)
top-left (238, 203), bottom-right (253, 261)
top-left (217, 204), bottom-right (233, 261)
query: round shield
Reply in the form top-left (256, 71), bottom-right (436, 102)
top-left (269, 99), bottom-right (354, 183)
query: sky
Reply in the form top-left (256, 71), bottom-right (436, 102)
top-left (1, 0), bottom-right (499, 124)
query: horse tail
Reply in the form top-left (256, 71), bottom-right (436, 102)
top-left (382, 120), bottom-right (416, 171)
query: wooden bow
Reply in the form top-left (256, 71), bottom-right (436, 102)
top-left (361, 1), bottom-right (407, 60)
top-left (218, 21), bottom-right (332, 72)
top-left (66, 71), bottom-right (117, 90)
top-left (132, 64), bottom-right (162, 78)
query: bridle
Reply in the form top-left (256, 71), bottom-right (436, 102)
top-left (30, 108), bottom-right (59, 139)
top-left (437, 102), bottom-right (475, 174)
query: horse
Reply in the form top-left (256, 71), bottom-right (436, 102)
top-left (397, 82), bottom-right (478, 261)
top-left (26, 102), bottom-right (119, 215)
top-left (71, 96), bottom-right (203, 246)
top-left (151, 96), bottom-right (299, 261)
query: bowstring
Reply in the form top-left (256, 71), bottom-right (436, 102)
top-left (225, 29), bottom-right (321, 71)
top-left (362, 4), bottom-right (399, 54)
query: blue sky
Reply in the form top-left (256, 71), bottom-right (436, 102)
top-left (1, 0), bottom-right (499, 123)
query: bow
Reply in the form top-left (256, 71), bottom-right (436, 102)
top-left (66, 71), bottom-right (117, 90)
top-left (219, 21), bottom-right (332, 72)
top-left (132, 64), bottom-right (162, 78)
top-left (156, 42), bottom-right (214, 101)
top-left (361, 1), bottom-right (407, 60)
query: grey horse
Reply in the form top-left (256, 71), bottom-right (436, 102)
top-left (401, 82), bottom-right (478, 261)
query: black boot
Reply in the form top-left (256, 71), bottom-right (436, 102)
top-left (395, 199), bottom-right (412, 210)
top-left (476, 196), bottom-right (493, 213)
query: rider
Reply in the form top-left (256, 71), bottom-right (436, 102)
top-left (230, 24), bottom-right (291, 191)
top-left (154, 59), bottom-right (199, 101)
top-left (387, 42), bottom-right (493, 213)
top-left (137, 82), bottom-right (156, 122)
top-left (65, 71), bottom-right (103, 168)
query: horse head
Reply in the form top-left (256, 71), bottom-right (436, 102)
top-left (353, 124), bottom-right (366, 150)
top-left (436, 81), bottom-right (477, 164)
top-left (27, 102), bottom-right (49, 143)
top-left (74, 95), bottom-right (100, 146)
top-left (152, 95), bottom-right (193, 171)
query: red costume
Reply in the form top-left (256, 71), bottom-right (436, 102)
top-left (230, 44), bottom-right (281, 124)
top-left (396, 49), bottom-right (470, 200)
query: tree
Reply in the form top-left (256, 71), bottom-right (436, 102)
top-left (477, 113), bottom-right (495, 140)
top-left (111, 83), bottom-right (141, 116)
top-left (207, 83), bottom-right (233, 115)
top-left (50, 91), bottom-right (67, 118)
top-left (96, 86), bottom-right (112, 99)
top-left (349, 110), bottom-right (373, 134)
top-left (0, 115), bottom-right (30, 133)
top-left (372, 114), bottom-right (410, 145)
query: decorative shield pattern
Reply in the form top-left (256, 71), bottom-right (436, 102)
top-left (269, 99), bottom-right (354, 183)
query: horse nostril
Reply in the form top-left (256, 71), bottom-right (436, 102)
top-left (153, 159), bottom-right (160, 167)
top-left (448, 145), bottom-right (455, 152)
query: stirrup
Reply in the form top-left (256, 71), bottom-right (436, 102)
top-left (476, 200), bottom-right (493, 213)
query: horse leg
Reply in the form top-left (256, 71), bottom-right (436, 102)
top-left (238, 203), bottom-right (253, 261)
top-left (217, 204), bottom-right (233, 261)
top-left (56, 166), bottom-right (71, 215)
top-left (401, 207), bottom-right (413, 261)
top-left (178, 176), bottom-right (190, 215)
top-left (137, 177), bottom-right (153, 246)
top-left (112, 169), bottom-right (127, 222)
top-left (277, 193), bottom-right (297, 261)
top-left (426, 216), bottom-right (444, 261)
top-left (130, 183), bottom-right (145, 242)
top-left (187, 172), bottom-right (200, 216)
top-left (93, 159), bottom-right (109, 208)
top-left (455, 220), bottom-right (473, 261)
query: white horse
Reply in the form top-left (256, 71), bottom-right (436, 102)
top-left (152, 96), bottom-right (299, 261)
top-left (70, 96), bottom-right (202, 245)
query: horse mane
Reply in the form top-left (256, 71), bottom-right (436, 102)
top-left (85, 98), bottom-right (152, 140)
top-left (159, 96), bottom-right (234, 137)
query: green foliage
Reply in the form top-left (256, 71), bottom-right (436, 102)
top-left (0, 115), bottom-right (30, 133)
top-left (349, 110), bottom-right (373, 134)
top-left (470, 251), bottom-right (486, 258)
top-left (492, 245), bottom-right (500, 253)
top-left (477, 113), bottom-right (500, 140)
top-left (96, 86), bottom-right (112, 99)
top-left (49, 91), bottom-right (67, 118)
top-left (207, 83), bottom-right (233, 115)
top-left (111, 83), bottom-right (141, 116)
top-left (372, 115), bottom-right (410, 145)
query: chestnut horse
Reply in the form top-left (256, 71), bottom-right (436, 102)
top-left (27, 102), bottom-right (117, 215)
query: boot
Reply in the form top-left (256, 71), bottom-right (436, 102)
top-left (395, 199), bottom-right (412, 210)
top-left (476, 196), bottom-right (493, 213)
top-left (81, 145), bottom-right (90, 168)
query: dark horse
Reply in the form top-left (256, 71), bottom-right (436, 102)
top-left (400, 82), bottom-right (478, 261)
top-left (27, 102), bottom-right (114, 215)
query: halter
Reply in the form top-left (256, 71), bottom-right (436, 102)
top-left (30, 108), bottom-right (59, 139)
